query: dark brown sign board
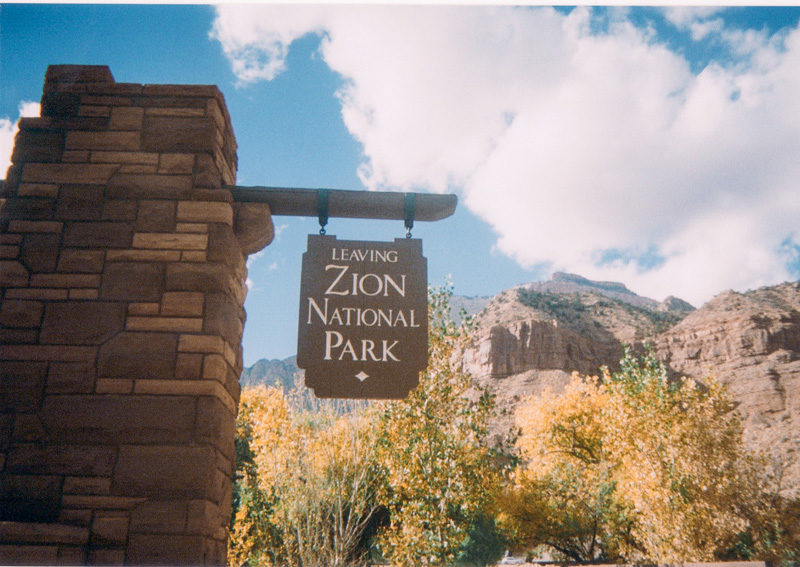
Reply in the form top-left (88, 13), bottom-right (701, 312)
top-left (297, 235), bottom-right (428, 399)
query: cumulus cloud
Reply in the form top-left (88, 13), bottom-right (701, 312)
top-left (212, 6), bottom-right (800, 306)
top-left (1, 101), bottom-right (41, 176)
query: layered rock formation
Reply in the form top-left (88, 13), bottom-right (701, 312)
top-left (462, 274), bottom-right (800, 493)
top-left (654, 282), bottom-right (800, 494)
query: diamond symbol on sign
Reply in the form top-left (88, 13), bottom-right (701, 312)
top-left (355, 371), bottom-right (369, 382)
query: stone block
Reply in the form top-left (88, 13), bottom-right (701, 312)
top-left (177, 201), bottom-right (233, 226)
top-left (47, 361), bottom-right (95, 394)
top-left (60, 495), bottom-right (145, 510)
top-left (63, 477), bottom-right (112, 495)
top-left (186, 500), bottom-right (220, 537)
top-left (45, 64), bottom-right (114, 85)
top-left (181, 251), bottom-right (207, 262)
top-left (100, 262), bottom-right (162, 301)
top-left (141, 84), bottom-right (220, 98)
top-left (178, 334), bottom-right (224, 354)
top-left (17, 183), bottom-right (59, 197)
top-left (128, 302), bottom-right (159, 315)
top-left (97, 331), bottom-right (177, 379)
top-left (59, 509), bottom-right (93, 527)
top-left (20, 233), bottom-right (60, 272)
top-left (41, 91), bottom-right (81, 118)
top-left (136, 200), bottom-right (175, 232)
top-left (107, 173), bottom-right (193, 200)
top-left (126, 317), bottom-right (203, 333)
top-left (57, 249), bottom-right (105, 273)
top-left (95, 379), bottom-right (133, 394)
top-left (141, 115), bottom-right (215, 153)
top-left (105, 249), bottom-right (180, 262)
top-left (0, 196), bottom-right (55, 221)
top-left (7, 220), bottom-right (63, 233)
top-left (165, 263), bottom-right (234, 293)
top-left (87, 548), bottom-right (125, 565)
top-left (87, 82), bottom-right (142, 96)
top-left (0, 415), bottom-right (12, 449)
top-left (113, 445), bottom-right (215, 499)
top-left (204, 292), bottom-right (244, 346)
top-left (57, 547), bottom-right (88, 565)
top-left (4, 288), bottom-right (68, 301)
top-left (196, 396), bottom-right (236, 460)
top-left (64, 130), bottom-right (140, 151)
top-left (68, 289), bottom-right (99, 300)
top-left (132, 380), bottom-right (236, 415)
top-left (202, 354), bottom-right (227, 381)
top-left (130, 500), bottom-right (187, 534)
top-left (0, 545), bottom-right (58, 565)
top-left (12, 414), bottom-right (45, 442)
top-left (159, 153), bottom-right (194, 174)
top-left (132, 232), bottom-right (207, 251)
top-left (207, 223), bottom-right (243, 267)
top-left (91, 512), bottom-right (129, 546)
top-left (21, 163), bottom-right (117, 185)
top-left (6, 445), bottom-right (117, 476)
top-left (161, 291), bottom-right (204, 316)
top-left (194, 153), bottom-right (221, 189)
top-left (0, 234), bottom-right (23, 244)
top-left (0, 300), bottom-right (44, 327)
top-left (61, 150), bottom-right (91, 162)
top-left (175, 352), bottom-right (203, 379)
top-left (55, 184), bottom-right (105, 220)
top-left (0, 244), bottom-right (20, 258)
top-left (0, 474), bottom-right (62, 521)
top-left (0, 344), bottom-right (97, 362)
top-left (40, 395), bottom-right (196, 444)
top-left (64, 221), bottom-right (133, 248)
top-left (102, 199), bottom-right (138, 222)
top-left (0, 362), bottom-right (46, 412)
top-left (90, 151), bottom-right (159, 165)
top-left (40, 302), bottom-right (125, 345)
top-left (30, 274), bottom-right (101, 288)
top-left (11, 128), bottom-right (64, 163)
top-left (79, 104), bottom-right (111, 117)
top-left (0, 521), bottom-right (89, 545)
top-left (0, 261), bottom-right (29, 286)
top-left (0, 329), bottom-right (38, 343)
top-left (118, 164), bottom-right (158, 174)
top-left (175, 222), bottom-right (207, 233)
top-left (127, 534), bottom-right (206, 566)
top-left (145, 107), bottom-right (205, 117)
top-left (109, 106), bottom-right (143, 130)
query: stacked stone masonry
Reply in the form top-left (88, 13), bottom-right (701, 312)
top-left (0, 65), bottom-right (273, 564)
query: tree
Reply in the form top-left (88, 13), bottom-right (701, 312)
top-left (374, 284), bottom-right (506, 566)
top-left (228, 386), bottom-right (382, 566)
top-left (500, 347), bottom-right (797, 562)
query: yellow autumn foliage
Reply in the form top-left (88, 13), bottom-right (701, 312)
top-left (228, 385), bottom-right (382, 567)
top-left (501, 348), bottom-right (797, 562)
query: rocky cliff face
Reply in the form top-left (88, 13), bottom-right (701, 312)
top-left (653, 282), bottom-right (800, 493)
top-left (463, 275), bottom-right (800, 494)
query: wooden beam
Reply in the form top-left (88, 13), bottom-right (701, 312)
top-left (228, 186), bottom-right (457, 222)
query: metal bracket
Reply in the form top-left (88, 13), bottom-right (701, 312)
top-left (317, 189), bottom-right (329, 235)
top-left (404, 193), bottom-right (415, 238)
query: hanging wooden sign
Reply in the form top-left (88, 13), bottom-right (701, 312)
top-left (297, 234), bottom-right (428, 399)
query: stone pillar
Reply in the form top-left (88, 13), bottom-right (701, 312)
top-left (0, 65), bottom-right (272, 564)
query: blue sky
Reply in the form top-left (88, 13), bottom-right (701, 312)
top-left (3, 4), bottom-right (800, 365)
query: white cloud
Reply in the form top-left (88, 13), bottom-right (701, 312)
top-left (212, 6), bottom-right (800, 306)
top-left (1, 101), bottom-right (41, 177)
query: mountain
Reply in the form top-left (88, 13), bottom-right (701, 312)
top-left (461, 274), bottom-right (800, 495)
top-left (239, 273), bottom-right (800, 493)
top-left (240, 355), bottom-right (299, 389)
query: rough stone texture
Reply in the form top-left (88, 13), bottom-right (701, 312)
top-left (653, 282), bottom-right (800, 497)
top-left (461, 274), bottom-right (800, 496)
top-left (0, 65), bottom-right (273, 564)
